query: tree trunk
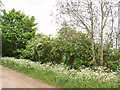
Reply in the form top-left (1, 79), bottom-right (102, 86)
top-left (92, 38), bottom-right (97, 66)
top-left (100, 30), bottom-right (103, 66)
top-left (99, 1), bottom-right (104, 66)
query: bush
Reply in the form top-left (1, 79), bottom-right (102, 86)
top-left (103, 49), bottom-right (120, 70)
top-left (21, 25), bottom-right (119, 71)
top-left (21, 34), bottom-right (53, 63)
top-left (21, 26), bottom-right (93, 69)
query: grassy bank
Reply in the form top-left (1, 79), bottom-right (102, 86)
top-left (0, 57), bottom-right (118, 88)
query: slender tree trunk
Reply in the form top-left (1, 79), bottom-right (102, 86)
top-left (100, 29), bottom-right (103, 66)
top-left (89, 1), bottom-right (97, 66)
top-left (116, 37), bottom-right (118, 50)
top-left (92, 39), bottom-right (96, 66)
top-left (100, 1), bottom-right (104, 66)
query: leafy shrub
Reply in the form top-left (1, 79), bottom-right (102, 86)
top-left (50, 26), bottom-right (93, 68)
top-left (21, 34), bottom-right (53, 63)
top-left (21, 25), bottom-right (119, 71)
top-left (21, 26), bottom-right (93, 69)
top-left (103, 49), bottom-right (120, 70)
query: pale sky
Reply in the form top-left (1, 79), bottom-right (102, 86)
top-left (2, 0), bottom-right (119, 36)
top-left (2, 0), bottom-right (59, 36)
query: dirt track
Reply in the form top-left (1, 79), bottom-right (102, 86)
top-left (0, 65), bottom-right (56, 88)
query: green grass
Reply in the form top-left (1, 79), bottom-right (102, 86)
top-left (0, 57), bottom-right (118, 88)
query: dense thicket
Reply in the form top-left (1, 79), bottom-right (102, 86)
top-left (21, 26), bottom-right (92, 68)
top-left (21, 25), bottom-right (119, 70)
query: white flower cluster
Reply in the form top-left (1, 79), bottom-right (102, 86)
top-left (1, 57), bottom-right (118, 85)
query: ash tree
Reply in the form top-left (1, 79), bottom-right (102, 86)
top-left (54, 0), bottom-right (118, 66)
top-left (1, 9), bottom-right (37, 57)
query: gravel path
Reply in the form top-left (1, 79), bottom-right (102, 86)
top-left (0, 65), bottom-right (56, 88)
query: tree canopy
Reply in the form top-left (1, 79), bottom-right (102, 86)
top-left (1, 9), bottom-right (37, 57)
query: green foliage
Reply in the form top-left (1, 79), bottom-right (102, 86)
top-left (22, 25), bottom-right (93, 69)
top-left (21, 33), bottom-right (53, 63)
top-left (20, 24), bottom-right (119, 70)
top-left (1, 9), bottom-right (37, 57)
top-left (103, 49), bottom-right (120, 70)
top-left (51, 26), bottom-right (93, 68)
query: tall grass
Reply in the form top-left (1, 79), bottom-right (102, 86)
top-left (0, 57), bottom-right (118, 88)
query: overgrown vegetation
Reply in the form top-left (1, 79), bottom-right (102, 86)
top-left (0, 0), bottom-right (119, 88)
top-left (21, 26), bottom-right (94, 69)
top-left (21, 25), bottom-right (119, 70)
top-left (1, 1), bottom-right (119, 71)
top-left (1, 57), bottom-right (118, 88)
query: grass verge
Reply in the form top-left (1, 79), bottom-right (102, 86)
top-left (0, 57), bottom-right (118, 88)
